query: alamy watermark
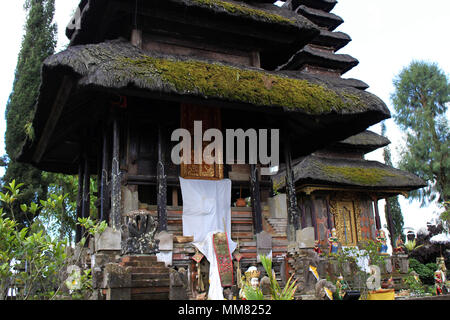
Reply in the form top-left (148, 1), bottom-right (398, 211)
top-left (171, 121), bottom-right (279, 176)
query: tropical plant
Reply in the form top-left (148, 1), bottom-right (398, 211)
top-left (260, 255), bottom-right (298, 300)
top-left (404, 239), bottom-right (424, 254)
top-left (242, 255), bottom-right (298, 300)
top-left (0, 180), bottom-right (106, 300)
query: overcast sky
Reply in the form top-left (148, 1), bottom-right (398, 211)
top-left (0, 0), bottom-right (448, 237)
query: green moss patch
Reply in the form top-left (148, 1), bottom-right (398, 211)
top-left (116, 55), bottom-right (364, 114)
top-left (321, 165), bottom-right (398, 185)
top-left (191, 0), bottom-right (297, 25)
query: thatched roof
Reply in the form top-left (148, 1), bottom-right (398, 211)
top-left (39, 40), bottom-right (386, 116)
top-left (273, 155), bottom-right (427, 192)
top-left (18, 39), bottom-right (390, 173)
top-left (66, 0), bottom-right (321, 70)
top-left (290, 0), bottom-right (337, 12)
top-left (332, 130), bottom-right (391, 153)
top-left (278, 44), bottom-right (359, 74)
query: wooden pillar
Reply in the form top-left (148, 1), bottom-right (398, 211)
top-left (310, 194), bottom-right (318, 241)
top-left (250, 164), bottom-right (263, 234)
top-left (157, 126), bottom-right (168, 232)
top-left (325, 195), bottom-right (333, 230)
top-left (300, 197), bottom-right (307, 229)
top-left (82, 152), bottom-right (91, 247)
top-left (283, 127), bottom-right (300, 240)
top-left (100, 128), bottom-right (109, 223)
top-left (110, 115), bottom-right (121, 230)
top-left (373, 198), bottom-right (381, 230)
top-left (75, 156), bottom-right (84, 243)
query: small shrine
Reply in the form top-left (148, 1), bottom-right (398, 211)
top-left (273, 130), bottom-right (426, 248)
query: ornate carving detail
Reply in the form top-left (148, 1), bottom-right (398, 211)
top-left (121, 209), bottom-right (159, 255)
top-left (329, 200), bottom-right (361, 247)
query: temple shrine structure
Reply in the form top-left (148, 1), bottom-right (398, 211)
top-left (18, 0), bottom-right (425, 299)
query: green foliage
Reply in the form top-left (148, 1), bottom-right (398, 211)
top-left (243, 255), bottom-right (298, 300)
top-left (117, 55), bottom-right (365, 115)
top-left (3, 0), bottom-right (57, 224)
top-left (403, 273), bottom-right (427, 295)
top-left (409, 258), bottom-right (438, 285)
top-left (259, 255), bottom-right (298, 300)
top-left (404, 239), bottom-right (424, 253)
top-left (391, 61), bottom-right (449, 205)
top-left (0, 181), bottom-right (105, 300)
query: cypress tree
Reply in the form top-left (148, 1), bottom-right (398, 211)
top-left (3, 0), bottom-right (57, 225)
top-left (381, 122), bottom-right (405, 245)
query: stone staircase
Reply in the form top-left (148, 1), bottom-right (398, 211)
top-left (119, 256), bottom-right (170, 300)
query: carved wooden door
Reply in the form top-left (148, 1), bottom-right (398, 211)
top-left (336, 201), bottom-right (359, 246)
top-left (180, 104), bottom-right (224, 180)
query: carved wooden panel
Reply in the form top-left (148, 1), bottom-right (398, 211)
top-left (330, 199), bottom-right (362, 246)
top-left (180, 104), bottom-right (223, 180)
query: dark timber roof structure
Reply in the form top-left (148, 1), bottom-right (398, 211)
top-left (19, 0), bottom-right (391, 175)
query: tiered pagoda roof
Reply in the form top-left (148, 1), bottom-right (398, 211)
top-left (19, 0), bottom-right (392, 174)
top-left (279, 0), bottom-right (359, 76)
top-left (273, 130), bottom-right (427, 195)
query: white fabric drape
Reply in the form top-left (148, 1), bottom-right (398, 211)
top-left (180, 177), bottom-right (237, 300)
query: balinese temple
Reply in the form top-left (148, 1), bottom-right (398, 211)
top-left (273, 130), bottom-right (426, 249)
top-left (17, 0), bottom-right (418, 299)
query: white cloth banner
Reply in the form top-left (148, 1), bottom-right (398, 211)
top-left (180, 177), bottom-right (237, 300)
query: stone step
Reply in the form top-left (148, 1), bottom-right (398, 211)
top-left (132, 273), bottom-right (170, 281)
top-left (132, 278), bottom-right (170, 288)
top-left (131, 292), bottom-right (170, 300)
top-left (121, 261), bottom-right (167, 268)
top-left (121, 256), bottom-right (157, 263)
top-left (131, 287), bottom-right (170, 295)
top-left (128, 267), bottom-right (170, 274)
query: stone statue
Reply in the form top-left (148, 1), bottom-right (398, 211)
top-left (376, 230), bottom-right (388, 254)
top-left (335, 274), bottom-right (349, 299)
top-left (328, 228), bottom-right (339, 254)
top-left (434, 258), bottom-right (447, 295)
top-left (121, 210), bottom-right (159, 255)
top-left (393, 235), bottom-right (405, 254)
top-left (315, 279), bottom-right (336, 300)
top-left (239, 266), bottom-right (261, 300)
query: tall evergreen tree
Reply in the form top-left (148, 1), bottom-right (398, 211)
top-left (391, 61), bottom-right (449, 206)
top-left (3, 0), bottom-right (57, 225)
top-left (381, 122), bottom-right (405, 244)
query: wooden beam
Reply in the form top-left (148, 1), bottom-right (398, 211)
top-left (250, 164), bottom-right (263, 234)
top-left (310, 194), bottom-right (318, 241)
top-left (157, 126), bottom-right (168, 232)
top-left (325, 195), bottom-right (333, 230)
top-left (283, 127), bottom-right (300, 240)
top-left (33, 76), bottom-right (74, 163)
top-left (373, 198), bottom-right (381, 230)
top-left (82, 151), bottom-right (91, 247)
top-left (76, 155), bottom-right (84, 243)
top-left (110, 115), bottom-right (121, 230)
top-left (100, 127), bottom-right (109, 223)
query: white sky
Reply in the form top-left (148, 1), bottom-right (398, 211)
top-left (0, 0), bottom-right (448, 236)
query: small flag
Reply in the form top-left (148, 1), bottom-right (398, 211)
top-left (324, 287), bottom-right (334, 300)
top-left (309, 265), bottom-right (319, 281)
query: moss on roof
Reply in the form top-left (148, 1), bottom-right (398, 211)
top-left (116, 55), bottom-right (366, 114)
top-left (191, 0), bottom-right (297, 25)
top-left (321, 164), bottom-right (398, 185)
